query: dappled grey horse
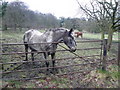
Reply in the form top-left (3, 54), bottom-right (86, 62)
top-left (23, 28), bottom-right (76, 72)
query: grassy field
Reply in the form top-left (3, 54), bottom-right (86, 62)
top-left (1, 29), bottom-right (118, 59)
top-left (1, 30), bottom-right (119, 88)
top-left (1, 29), bottom-right (119, 41)
top-left (83, 32), bottom-right (119, 41)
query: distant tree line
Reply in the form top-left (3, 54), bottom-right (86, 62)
top-left (1, 1), bottom-right (100, 33)
top-left (1, 1), bottom-right (59, 31)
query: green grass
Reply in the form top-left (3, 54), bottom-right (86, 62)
top-left (1, 29), bottom-right (45, 43)
top-left (3, 76), bottom-right (71, 88)
top-left (98, 65), bottom-right (120, 80)
top-left (1, 30), bottom-right (119, 42)
top-left (83, 32), bottom-right (119, 41)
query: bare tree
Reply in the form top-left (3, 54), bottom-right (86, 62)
top-left (2, 1), bottom-right (28, 31)
top-left (76, 0), bottom-right (120, 51)
top-left (0, 1), bottom-right (8, 17)
top-left (1, 1), bottom-right (8, 30)
top-left (3, 1), bottom-right (59, 30)
top-left (99, 0), bottom-right (119, 50)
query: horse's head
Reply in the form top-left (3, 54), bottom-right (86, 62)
top-left (63, 28), bottom-right (77, 52)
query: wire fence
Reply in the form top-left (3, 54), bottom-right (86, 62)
top-left (1, 39), bottom-right (103, 80)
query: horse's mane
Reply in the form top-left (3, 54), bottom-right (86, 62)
top-left (43, 28), bottom-right (69, 38)
top-left (46, 28), bottom-right (68, 32)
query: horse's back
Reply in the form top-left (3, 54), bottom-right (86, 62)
top-left (23, 29), bottom-right (43, 43)
top-left (25, 29), bottom-right (42, 36)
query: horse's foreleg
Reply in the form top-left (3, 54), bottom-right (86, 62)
top-left (81, 34), bottom-right (83, 38)
top-left (44, 53), bottom-right (49, 72)
top-left (51, 53), bottom-right (55, 72)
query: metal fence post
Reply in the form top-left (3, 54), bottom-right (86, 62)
top-left (102, 39), bottom-right (108, 71)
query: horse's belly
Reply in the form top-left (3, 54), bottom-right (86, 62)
top-left (28, 44), bottom-right (40, 51)
top-left (28, 39), bottom-right (41, 51)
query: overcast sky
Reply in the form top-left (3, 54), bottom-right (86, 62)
top-left (5, 0), bottom-right (91, 18)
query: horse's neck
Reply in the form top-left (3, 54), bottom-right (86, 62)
top-left (42, 30), bottom-right (54, 43)
top-left (42, 30), bottom-right (65, 43)
top-left (51, 33), bottom-right (62, 43)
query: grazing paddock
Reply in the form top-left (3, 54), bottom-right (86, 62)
top-left (1, 30), bottom-right (118, 88)
top-left (83, 32), bottom-right (119, 41)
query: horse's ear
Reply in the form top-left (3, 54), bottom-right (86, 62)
top-left (69, 28), bottom-right (73, 34)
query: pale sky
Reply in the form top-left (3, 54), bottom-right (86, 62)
top-left (4, 0), bottom-right (91, 18)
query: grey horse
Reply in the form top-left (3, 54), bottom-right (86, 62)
top-left (23, 28), bottom-right (76, 72)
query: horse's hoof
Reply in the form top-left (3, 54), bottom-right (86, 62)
top-left (52, 71), bottom-right (56, 75)
top-left (45, 69), bottom-right (50, 75)
top-left (32, 62), bottom-right (35, 65)
top-left (51, 69), bottom-right (58, 75)
top-left (46, 72), bottom-right (49, 75)
top-left (23, 60), bottom-right (27, 61)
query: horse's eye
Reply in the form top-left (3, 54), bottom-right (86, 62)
top-left (70, 39), bottom-right (73, 43)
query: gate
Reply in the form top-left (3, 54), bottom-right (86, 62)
top-left (1, 39), bottom-right (106, 80)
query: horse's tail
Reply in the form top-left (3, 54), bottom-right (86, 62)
top-left (23, 30), bottom-right (33, 61)
top-left (23, 33), bottom-right (29, 44)
top-left (23, 29), bottom-right (34, 43)
top-left (23, 34), bottom-right (26, 43)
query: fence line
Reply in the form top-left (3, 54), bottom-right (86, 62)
top-left (1, 47), bottom-right (101, 55)
top-left (1, 39), bottom-right (103, 80)
top-left (1, 61), bottom-right (101, 74)
top-left (1, 55), bottom-right (100, 65)
top-left (1, 40), bottom-right (102, 46)
top-left (0, 38), bottom-right (6, 40)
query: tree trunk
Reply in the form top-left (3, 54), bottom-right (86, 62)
top-left (2, 24), bottom-right (7, 31)
top-left (14, 24), bottom-right (17, 31)
top-left (101, 30), bottom-right (105, 40)
top-left (19, 26), bottom-right (22, 31)
top-left (107, 28), bottom-right (113, 51)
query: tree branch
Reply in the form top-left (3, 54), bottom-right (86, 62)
top-left (99, 1), bottom-right (112, 19)
top-left (76, 0), bottom-right (94, 19)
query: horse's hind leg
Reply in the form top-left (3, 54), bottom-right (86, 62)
top-left (77, 34), bottom-right (79, 38)
top-left (24, 44), bottom-right (28, 61)
top-left (31, 52), bottom-right (34, 61)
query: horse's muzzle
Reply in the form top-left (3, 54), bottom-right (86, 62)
top-left (70, 47), bottom-right (76, 52)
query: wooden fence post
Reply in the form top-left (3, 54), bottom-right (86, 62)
top-left (118, 40), bottom-right (120, 88)
top-left (102, 39), bottom-right (108, 71)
